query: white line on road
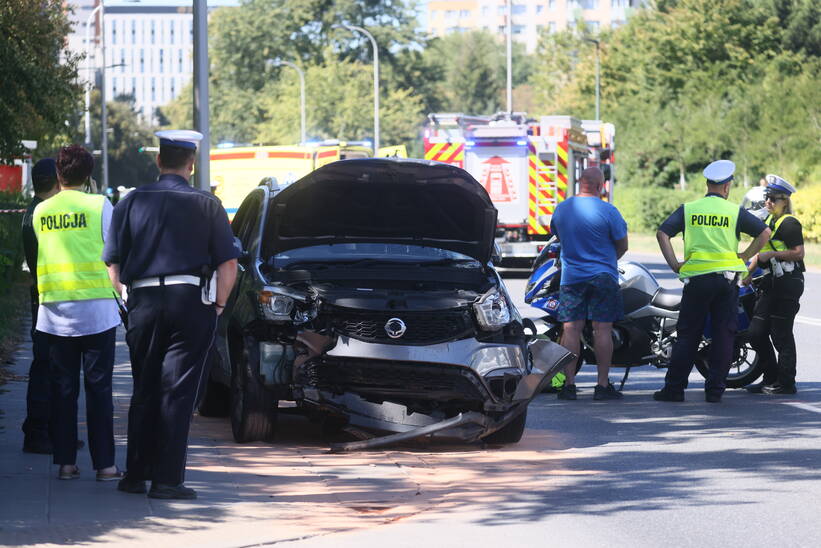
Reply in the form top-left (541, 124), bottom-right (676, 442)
top-left (782, 402), bottom-right (821, 414)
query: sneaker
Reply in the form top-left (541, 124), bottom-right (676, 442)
top-left (96, 467), bottom-right (124, 482)
top-left (594, 383), bottom-right (623, 400)
top-left (557, 384), bottom-right (578, 400)
top-left (653, 388), bottom-right (684, 402)
top-left (762, 383), bottom-right (797, 395)
top-left (148, 483), bottom-right (197, 500)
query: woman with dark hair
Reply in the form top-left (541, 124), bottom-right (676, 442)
top-left (32, 145), bottom-right (121, 480)
top-left (744, 174), bottom-right (804, 395)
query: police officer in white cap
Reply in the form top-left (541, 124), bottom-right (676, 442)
top-left (654, 160), bottom-right (771, 402)
top-left (103, 130), bottom-right (239, 499)
top-left (744, 174), bottom-right (804, 395)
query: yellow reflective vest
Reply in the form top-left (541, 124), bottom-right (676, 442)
top-left (33, 190), bottom-right (112, 303)
top-left (679, 196), bottom-right (747, 279)
top-left (764, 214), bottom-right (797, 252)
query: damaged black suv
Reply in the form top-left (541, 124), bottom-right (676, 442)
top-left (198, 158), bottom-right (569, 450)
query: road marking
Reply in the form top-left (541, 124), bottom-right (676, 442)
top-left (796, 315), bottom-right (821, 327)
top-left (782, 402), bottom-right (821, 414)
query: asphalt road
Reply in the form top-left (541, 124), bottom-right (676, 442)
top-left (281, 252), bottom-right (821, 548)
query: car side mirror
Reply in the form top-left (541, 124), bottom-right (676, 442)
top-left (491, 242), bottom-right (502, 266)
top-left (234, 236), bottom-right (250, 267)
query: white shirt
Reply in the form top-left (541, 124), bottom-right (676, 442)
top-left (36, 199), bottom-right (121, 337)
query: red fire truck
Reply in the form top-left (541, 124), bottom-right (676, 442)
top-left (424, 113), bottom-right (615, 268)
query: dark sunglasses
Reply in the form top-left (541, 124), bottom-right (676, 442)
top-left (764, 194), bottom-right (787, 202)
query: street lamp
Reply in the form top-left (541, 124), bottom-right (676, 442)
top-left (268, 58), bottom-right (306, 145)
top-left (505, 0), bottom-right (513, 115)
top-left (334, 23), bottom-right (379, 152)
top-left (83, 4), bottom-right (102, 147)
top-left (583, 37), bottom-right (600, 121)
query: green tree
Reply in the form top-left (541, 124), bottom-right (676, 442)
top-left (0, 0), bottom-right (81, 161)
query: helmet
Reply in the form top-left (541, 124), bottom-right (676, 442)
top-left (742, 186), bottom-right (768, 220)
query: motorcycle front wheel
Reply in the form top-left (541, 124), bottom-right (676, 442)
top-left (695, 340), bottom-right (762, 388)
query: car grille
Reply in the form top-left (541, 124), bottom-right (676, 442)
top-left (327, 308), bottom-right (475, 345)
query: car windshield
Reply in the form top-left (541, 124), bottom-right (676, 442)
top-left (270, 243), bottom-right (481, 269)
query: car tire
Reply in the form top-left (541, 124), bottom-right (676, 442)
top-left (482, 409), bottom-right (527, 445)
top-left (230, 339), bottom-right (277, 443)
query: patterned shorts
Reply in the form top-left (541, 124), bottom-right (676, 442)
top-left (557, 273), bottom-right (624, 323)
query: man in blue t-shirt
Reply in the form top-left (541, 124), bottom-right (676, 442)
top-left (550, 167), bottom-right (628, 401)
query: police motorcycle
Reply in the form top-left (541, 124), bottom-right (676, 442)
top-left (524, 238), bottom-right (763, 389)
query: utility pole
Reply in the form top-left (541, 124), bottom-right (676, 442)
top-left (506, 0), bottom-right (513, 115)
top-left (193, 0), bottom-right (210, 191)
top-left (100, 1), bottom-right (108, 192)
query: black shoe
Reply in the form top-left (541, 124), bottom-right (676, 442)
top-left (557, 384), bottom-right (577, 400)
top-left (745, 382), bottom-right (771, 394)
top-left (22, 438), bottom-right (53, 454)
top-left (148, 483), bottom-right (197, 500)
top-left (653, 388), bottom-right (684, 402)
top-left (594, 383), bottom-right (623, 401)
top-left (117, 477), bottom-right (148, 494)
top-left (762, 383), bottom-right (797, 395)
top-left (705, 392), bottom-right (722, 403)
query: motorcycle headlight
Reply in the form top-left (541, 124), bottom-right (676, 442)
top-left (473, 288), bottom-right (511, 330)
top-left (259, 290), bottom-right (294, 322)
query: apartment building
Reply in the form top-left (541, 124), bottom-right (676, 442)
top-left (427, 0), bottom-right (646, 52)
top-left (71, 0), bottom-right (238, 123)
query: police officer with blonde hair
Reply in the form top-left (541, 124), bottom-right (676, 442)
top-left (654, 160), bottom-right (770, 402)
top-left (744, 175), bottom-right (804, 394)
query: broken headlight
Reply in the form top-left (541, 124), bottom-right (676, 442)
top-left (259, 286), bottom-right (316, 324)
top-left (473, 288), bottom-right (511, 330)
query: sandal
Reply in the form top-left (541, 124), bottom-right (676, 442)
top-left (58, 465), bottom-right (80, 480)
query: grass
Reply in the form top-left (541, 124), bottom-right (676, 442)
top-left (627, 232), bottom-right (821, 271)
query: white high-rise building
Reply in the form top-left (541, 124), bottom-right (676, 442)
top-left (68, 0), bottom-right (238, 123)
top-left (426, 0), bottom-right (648, 53)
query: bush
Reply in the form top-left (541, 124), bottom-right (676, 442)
top-left (0, 191), bottom-right (26, 294)
top-left (792, 184), bottom-right (821, 243)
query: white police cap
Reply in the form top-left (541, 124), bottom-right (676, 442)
top-left (155, 129), bottom-right (203, 151)
top-left (703, 160), bottom-right (735, 184)
top-left (764, 174), bottom-right (796, 196)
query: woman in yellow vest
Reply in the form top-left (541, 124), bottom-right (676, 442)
top-left (33, 146), bottom-right (121, 481)
top-left (744, 175), bottom-right (804, 395)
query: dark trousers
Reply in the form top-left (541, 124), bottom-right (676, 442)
top-left (124, 285), bottom-right (216, 486)
top-left (665, 273), bottom-right (739, 395)
top-left (748, 274), bottom-right (803, 387)
top-left (23, 289), bottom-right (51, 443)
top-left (46, 328), bottom-right (117, 468)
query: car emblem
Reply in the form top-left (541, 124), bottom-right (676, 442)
top-left (384, 318), bottom-right (407, 338)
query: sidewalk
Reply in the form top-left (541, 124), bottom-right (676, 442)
top-left (0, 325), bottom-right (440, 547)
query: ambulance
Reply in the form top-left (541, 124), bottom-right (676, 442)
top-left (425, 113), bottom-right (612, 268)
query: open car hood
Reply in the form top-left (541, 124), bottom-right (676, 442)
top-left (261, 159), bottom-right (498, 264)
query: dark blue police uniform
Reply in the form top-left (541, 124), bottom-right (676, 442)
top-left (657, 195), bottom-right (767, 398)
top-left (103, 173), bottom-right (237, 489)
top-left (21, 195), bottom-right (51, 452)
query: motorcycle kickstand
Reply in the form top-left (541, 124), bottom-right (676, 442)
top-left (618, 367), bottom-right (632, 391)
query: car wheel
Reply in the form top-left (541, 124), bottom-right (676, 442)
top-left (482, 409), bottom-right (527, 445)
top-left (230, 338), bottom-right (277, 443)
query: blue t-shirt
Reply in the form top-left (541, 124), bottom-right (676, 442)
top-left (550, 196), bottom-right (628, 285)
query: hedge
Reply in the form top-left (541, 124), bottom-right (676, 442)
top-left (0, 191), bottom-right (26, 295)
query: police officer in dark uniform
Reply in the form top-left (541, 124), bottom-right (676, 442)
top-left (654, 160), bottom-right (771, 403)
top-left (21, 159), bottom-right (59, 453)
top-left (103, 130), bottom-right (238, 499)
